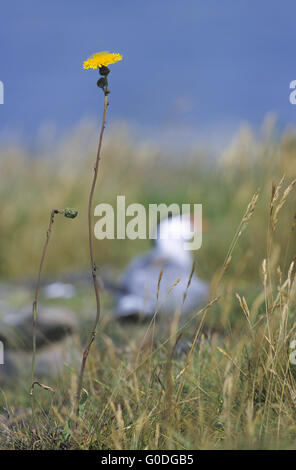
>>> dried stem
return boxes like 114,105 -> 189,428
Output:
31,209 -> 63,421
31,208 -> 77,409
75,94 -> 108,418
31,209 -> 63,385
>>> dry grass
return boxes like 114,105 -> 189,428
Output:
1,119 -> 296,448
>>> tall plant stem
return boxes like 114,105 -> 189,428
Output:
31,209 -> 62,385
75,94 -> 108,418
31,208 -> 62,422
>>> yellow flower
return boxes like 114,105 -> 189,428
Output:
83,51 -> 122,70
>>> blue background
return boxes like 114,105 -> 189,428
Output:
0,0 -> 295,146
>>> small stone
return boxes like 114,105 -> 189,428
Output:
1,306 -> 78,350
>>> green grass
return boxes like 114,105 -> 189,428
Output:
1,121 -> 296,449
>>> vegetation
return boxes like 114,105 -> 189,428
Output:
1,118 -> 296,449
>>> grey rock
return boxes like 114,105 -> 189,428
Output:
34,335 -> 80,377
44,282 -> 76,299
0,335 -> 80,382
0,353 -> 18,385
0,306 -> 77,351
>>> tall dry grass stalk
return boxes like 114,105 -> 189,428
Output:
211,189 -> 260,295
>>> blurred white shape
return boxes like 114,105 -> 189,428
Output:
115,214 -> 209,319
0,81 -> 3,105
0,341 -> 4,364
44,282 -> 76,299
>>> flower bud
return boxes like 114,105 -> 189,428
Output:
97,77 -> 107,89
99,65 -> 110,76
64,208 -> 78,219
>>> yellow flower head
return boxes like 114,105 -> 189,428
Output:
83,51 -> 122,70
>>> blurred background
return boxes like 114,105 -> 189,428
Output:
1,0 -> 296,146
2,2 -> 296,449
1,0 -> 296,343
